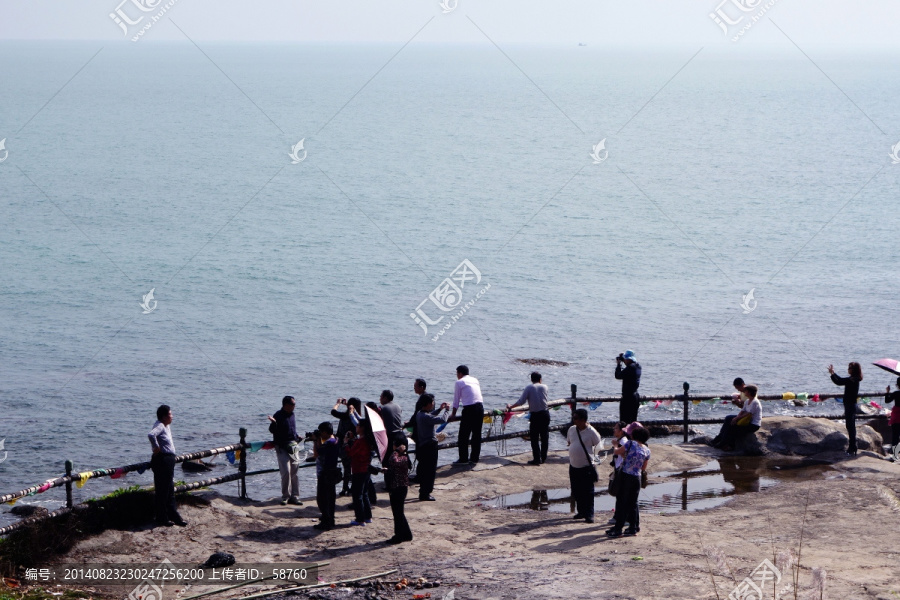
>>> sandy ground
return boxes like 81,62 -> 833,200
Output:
60,444 -> 900,600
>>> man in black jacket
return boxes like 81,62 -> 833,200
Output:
268,395 -> 302,505
615,350 -> 642,424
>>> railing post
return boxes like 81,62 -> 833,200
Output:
682,382 -> 690,443
64,460 -> 73,509
238,427 -> 248,500
570,384 -> 577,421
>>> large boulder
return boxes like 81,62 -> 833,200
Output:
735,416 -> 884,456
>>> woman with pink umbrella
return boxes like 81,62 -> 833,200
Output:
874,359 -> 900,458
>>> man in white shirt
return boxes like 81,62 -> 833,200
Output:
451,365 -> 484,465
148,404 -> 187,527
567,408 -> 602,523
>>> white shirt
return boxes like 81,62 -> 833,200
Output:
453,375 -> 484,409
613,435 -> 628,469
567,425 -> 602,468
745,397 -> 762,427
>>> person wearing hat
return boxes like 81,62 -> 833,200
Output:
615,350 -> 642,424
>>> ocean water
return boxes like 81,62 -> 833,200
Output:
1,42 -> 898,520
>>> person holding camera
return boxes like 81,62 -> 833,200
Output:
268,396 -> 302,506
615,350 -> 642,424
411,393 -> 450,501
332,397 -> 361,497
344,423 -> 373,526
829,362 -> 863,456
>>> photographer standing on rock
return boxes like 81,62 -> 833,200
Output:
615,350 -> 642,424
829,362 -> 863,456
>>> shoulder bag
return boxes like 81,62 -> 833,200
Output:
575,427 -> 600,483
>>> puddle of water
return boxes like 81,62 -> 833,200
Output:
483,457 -> 830,514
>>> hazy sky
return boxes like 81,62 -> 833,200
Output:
1,0 -> 899,47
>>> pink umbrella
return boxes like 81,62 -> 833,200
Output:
363,404 -> 389,462
873,358 -> 900,377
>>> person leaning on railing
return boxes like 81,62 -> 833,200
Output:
507,371 -> 550,466
148,404 -> 187,528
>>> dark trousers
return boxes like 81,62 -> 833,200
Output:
389,487 -> 412,541
891,424 -> 900,449
339,455 -> 351,493
417,441 -> 439,499
530,410 -> 550,463
713,416 -> 760,448
568,465 -> 595,519
619,393 -> 639,424
614,473 -> 641,532
458,404 -> 483,462
350,473 -> 372,522
151,452 -> 181,523
316,476 -> 337,526
844,408 -> 857,452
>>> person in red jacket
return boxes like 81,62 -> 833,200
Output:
344,423 -> 373,526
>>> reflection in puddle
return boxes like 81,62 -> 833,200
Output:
485,457 -> 830,514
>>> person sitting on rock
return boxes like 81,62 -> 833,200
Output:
710,378 -> 747,448
711,384 -> 761,451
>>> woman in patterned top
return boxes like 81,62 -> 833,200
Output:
607,426 -> 650,538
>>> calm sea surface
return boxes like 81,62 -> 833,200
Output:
1,42 -> 898,521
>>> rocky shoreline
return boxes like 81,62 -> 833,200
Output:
10,418 -> 900,600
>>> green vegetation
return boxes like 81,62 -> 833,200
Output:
0,588 -> 90,600
85,485 -> 143,503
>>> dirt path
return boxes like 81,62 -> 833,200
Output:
63,445 -> 900,599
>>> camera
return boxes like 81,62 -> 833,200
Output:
303,431 -> 319,442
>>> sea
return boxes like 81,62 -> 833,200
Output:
1,41 -> 898,524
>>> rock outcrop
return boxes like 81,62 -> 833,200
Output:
733,416 -> 884,456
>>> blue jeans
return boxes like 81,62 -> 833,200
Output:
350,473 -> 372,522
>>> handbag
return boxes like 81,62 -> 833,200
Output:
608,468 -> 623,496
574,427 -> 600,483
735,414 -> 752,427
